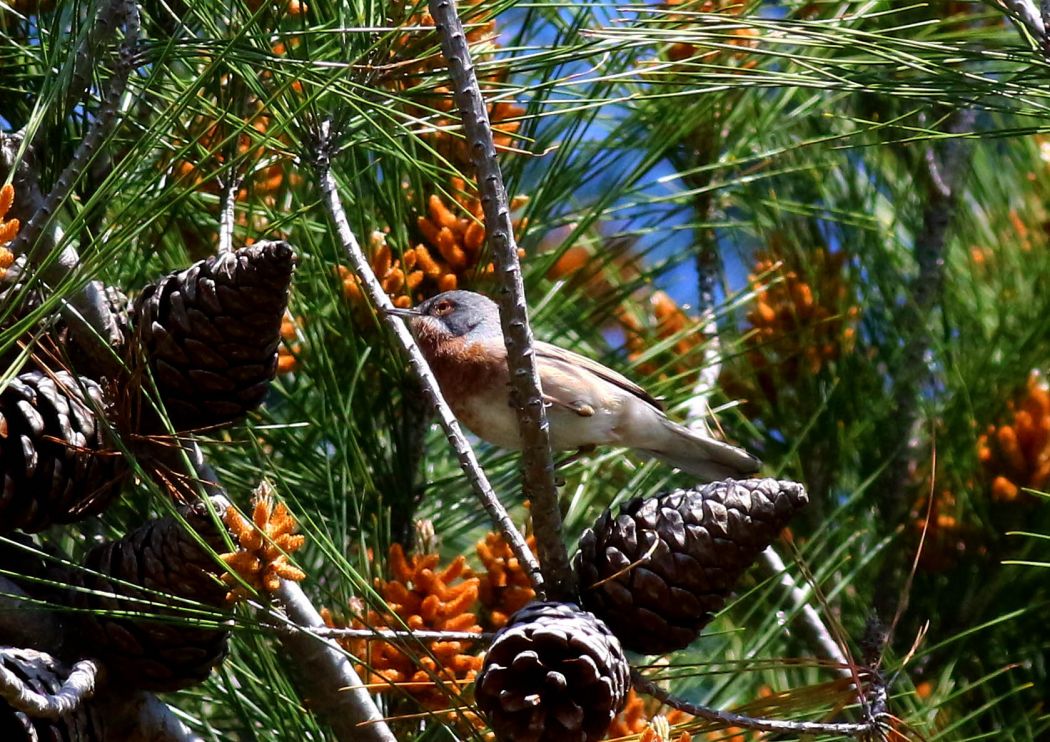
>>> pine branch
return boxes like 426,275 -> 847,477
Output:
71,1 -> 128,112
50,0 -> 128,133
162,444 -> 395,742
1,1 -> 140,370
312,128 -> 545,599
684,307 -> 719,433
756,546 -> 852,675
0,135 -> 87,322
1001,0 -> 1048,48
276,580 -> 398,742
428,0 -> 574,601
881,109 -> 976,516
686,127 -> 721,317
632,670 -> 883,737
0,650 -> 97,719
217,172 -> 242,255
9,0 -> 139,264
310,627 -> 494,643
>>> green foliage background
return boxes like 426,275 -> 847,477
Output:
3,0 -> 1050,738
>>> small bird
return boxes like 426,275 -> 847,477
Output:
388,290 -> 761,481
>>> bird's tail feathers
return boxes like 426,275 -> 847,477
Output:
643,420 -> 761,481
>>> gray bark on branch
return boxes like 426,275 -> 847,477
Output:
310,626 -> 493,643
632,669 -> 882,737
0,580 -> 202,741
276,580 -> 397,742
1,0 -> 140,375
881,109 -> 975,516
175,452 -> 396,742
1001,1 -> 1047,46
313,134 -> 545,600
428,0 -> 574,602
756,546 -> 852,675
0,649 -> 97,719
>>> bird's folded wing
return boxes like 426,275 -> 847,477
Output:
534,341 -> 664,412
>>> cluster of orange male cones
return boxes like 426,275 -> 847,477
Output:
380,0 -> 525,170
318,530 -> 723,740
172,95 -> 298,210
0,184 -> 19,280
320,532 -> 536,714
721,248 -> 859,408
221,492 -> 307,603
913,373 -> 1050,571
549,240 -> 861,389
977,373 -> 1050,503
339,182 -> 529,308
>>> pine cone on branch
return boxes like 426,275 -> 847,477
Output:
0,370 -> 124,533
132,240 -> 296,430
474,601 -> 630,742
574,478 -> 809,654
67,502 -> 232,691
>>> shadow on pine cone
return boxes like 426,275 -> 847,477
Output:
67,502 -> 231,691
0,370 -> 126,533
474,601 -> 630,742
574,478 -> 809,654
133,241 -> 296,431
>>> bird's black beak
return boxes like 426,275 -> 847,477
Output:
383,306 -> 422,319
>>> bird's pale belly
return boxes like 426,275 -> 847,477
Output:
452,388 -> 625,451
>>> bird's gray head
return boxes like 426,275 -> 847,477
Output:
405,290 -> 502,341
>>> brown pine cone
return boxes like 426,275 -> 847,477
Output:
132,240 -> 296,430
474,601 -> 630,742
67,502 -> 231,691
0,370 -> 125,533
574,478 -> 809,654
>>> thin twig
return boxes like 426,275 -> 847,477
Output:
165,444 -> 395,742
756,546 -> 852,676
312,128 -> 545,599
9,0 -> 138,264
632,670 -> 882,737
428,0 -> 573,601
1000,0 -> 1048,47
276,580 -> 398,742
310,627 -> 494,643
685,308 -> 720,434
881,109 -> 975,515
0,649 -> 97,719
3,1 -> 140,368
217,171 -> 242,255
